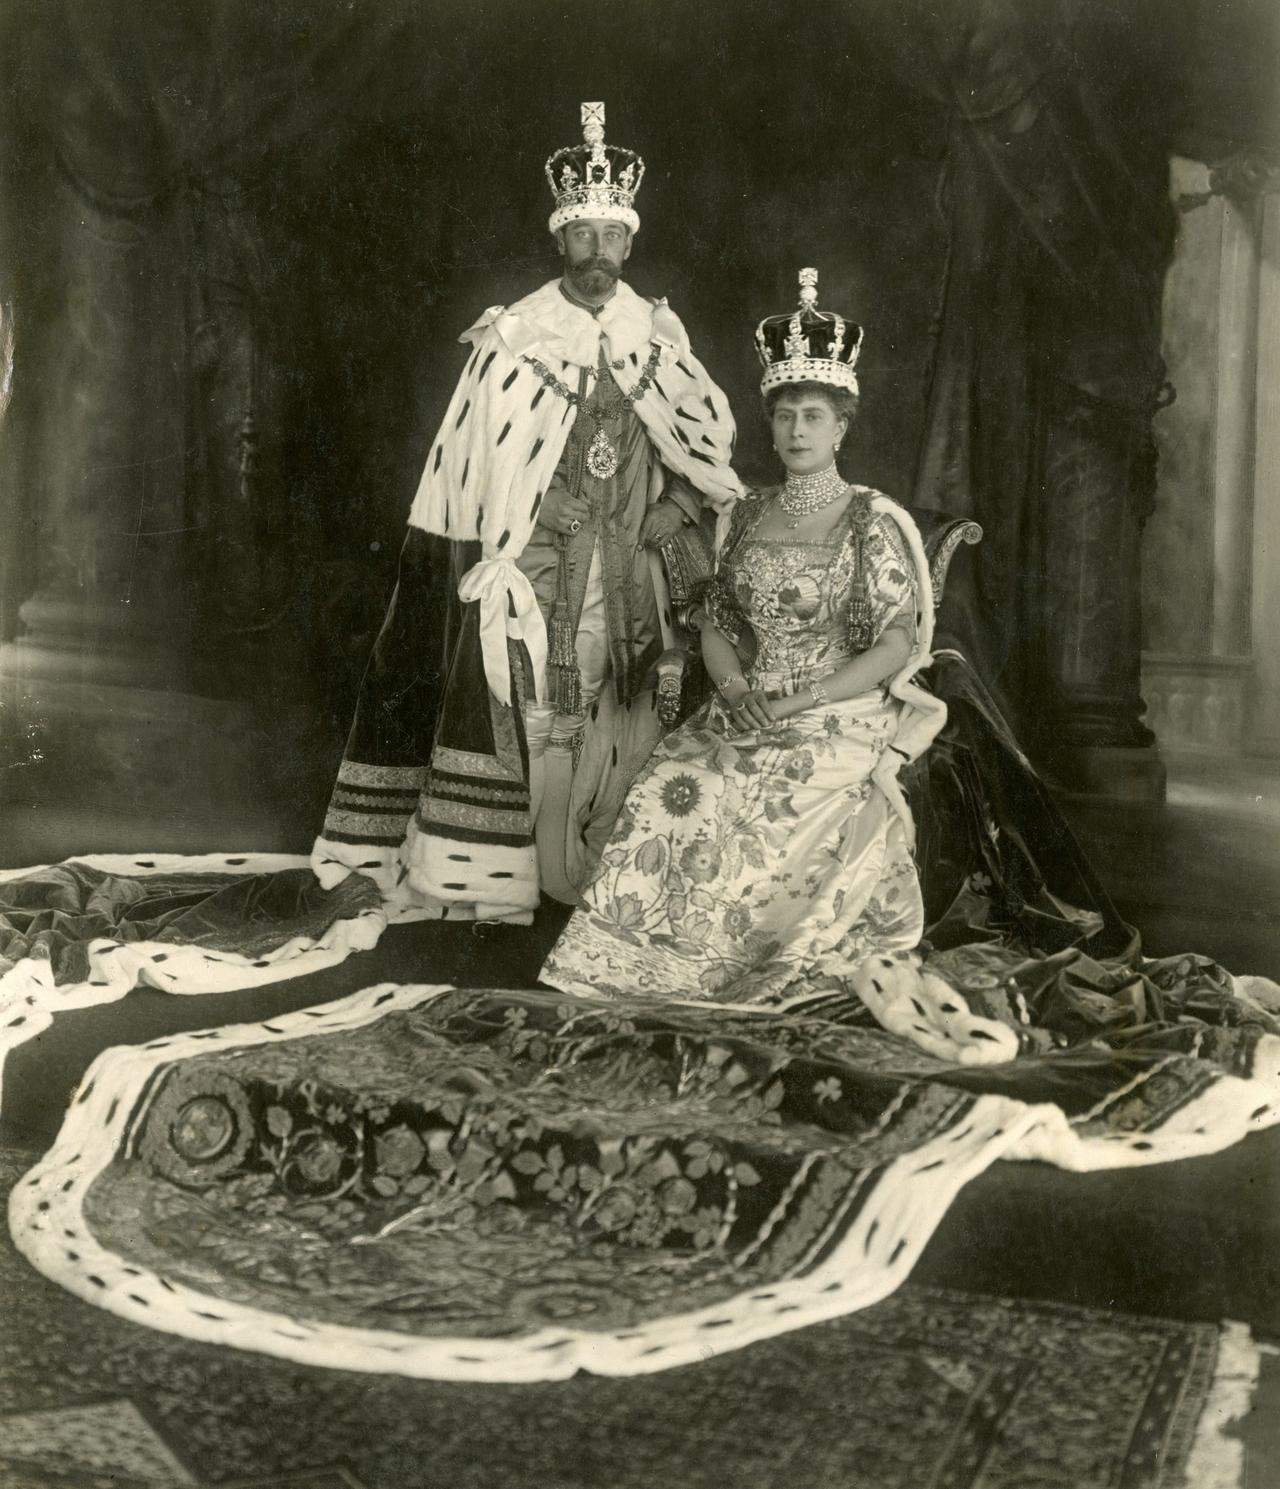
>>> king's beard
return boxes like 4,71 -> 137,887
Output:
565,256 -> 621,300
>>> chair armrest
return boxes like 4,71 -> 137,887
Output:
925,519 -> 983,607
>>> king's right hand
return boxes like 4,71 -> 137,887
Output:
539,486 -> 592,536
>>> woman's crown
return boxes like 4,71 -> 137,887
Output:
545,102 -> 645,235
755,268 -> 863,395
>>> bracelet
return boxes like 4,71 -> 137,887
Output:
716,673 -> 747,697
808,677 -> 830,707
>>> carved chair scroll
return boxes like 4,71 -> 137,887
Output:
905,507 -> 983,610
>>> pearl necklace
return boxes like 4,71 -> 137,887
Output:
779,464 -> 848,527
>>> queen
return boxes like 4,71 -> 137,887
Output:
541,270 -> 1010,1059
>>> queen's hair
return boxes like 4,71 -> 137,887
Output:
763,380 -> 859,423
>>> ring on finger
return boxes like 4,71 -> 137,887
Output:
568,518 -> 582,534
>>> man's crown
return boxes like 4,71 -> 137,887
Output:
755,268 -> 863,396
545,102 -> 644,235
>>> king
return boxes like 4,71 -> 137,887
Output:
312,102 -> 743,920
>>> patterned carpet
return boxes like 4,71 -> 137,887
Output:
0,1144 -> 1251,1489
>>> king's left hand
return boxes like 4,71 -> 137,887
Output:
640,501 -> 689,550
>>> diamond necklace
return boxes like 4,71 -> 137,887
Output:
779,463 -> 848,527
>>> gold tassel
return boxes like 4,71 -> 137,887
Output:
549,534 -> 582,716
847,492 -> 875,651
555,659 -> 582,716
549,611 -> 582,714
848,596 -> 873,653
549,610 -> 576,667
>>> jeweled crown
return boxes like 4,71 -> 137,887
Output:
545,102 -> 645,235
755,268 -> 863,396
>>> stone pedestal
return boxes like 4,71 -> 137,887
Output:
1141,653 -> 1251,755
1052,745 -> 1168,804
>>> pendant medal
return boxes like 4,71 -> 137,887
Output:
587,426 -> 619,480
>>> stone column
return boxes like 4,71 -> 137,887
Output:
185,175 -> 282,691
1040,380 -> 1167,800
1211,195 -> 1261,656
1141,155 -> 1279,762
1247,190 -> 1280,754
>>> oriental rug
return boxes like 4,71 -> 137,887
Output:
9,980 -> 1278,1386
0,1152 -> 1259,1489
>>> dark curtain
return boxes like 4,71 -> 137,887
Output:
0,0 -> 429,633
863,0 -> 1186,756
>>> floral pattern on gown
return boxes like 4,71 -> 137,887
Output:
541,489 -> 924,1006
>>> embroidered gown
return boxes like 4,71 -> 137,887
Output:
541,487 -> 926,1004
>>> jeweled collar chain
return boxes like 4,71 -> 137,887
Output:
521,341 -> 662,481
780,462 -> 848,516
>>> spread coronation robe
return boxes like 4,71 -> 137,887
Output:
311,280 -> 743,923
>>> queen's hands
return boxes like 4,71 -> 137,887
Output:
720,684 -> 809,733
722,684 -> 774,732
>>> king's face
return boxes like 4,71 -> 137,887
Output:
558,219 -> 632,274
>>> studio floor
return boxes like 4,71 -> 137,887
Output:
0,751 -> 1277,1487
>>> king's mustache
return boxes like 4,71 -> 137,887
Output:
570,256 -> 621,279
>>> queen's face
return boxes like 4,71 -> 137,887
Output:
770,394 -> 847,477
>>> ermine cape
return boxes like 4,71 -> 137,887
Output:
312,280 -> 744,921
